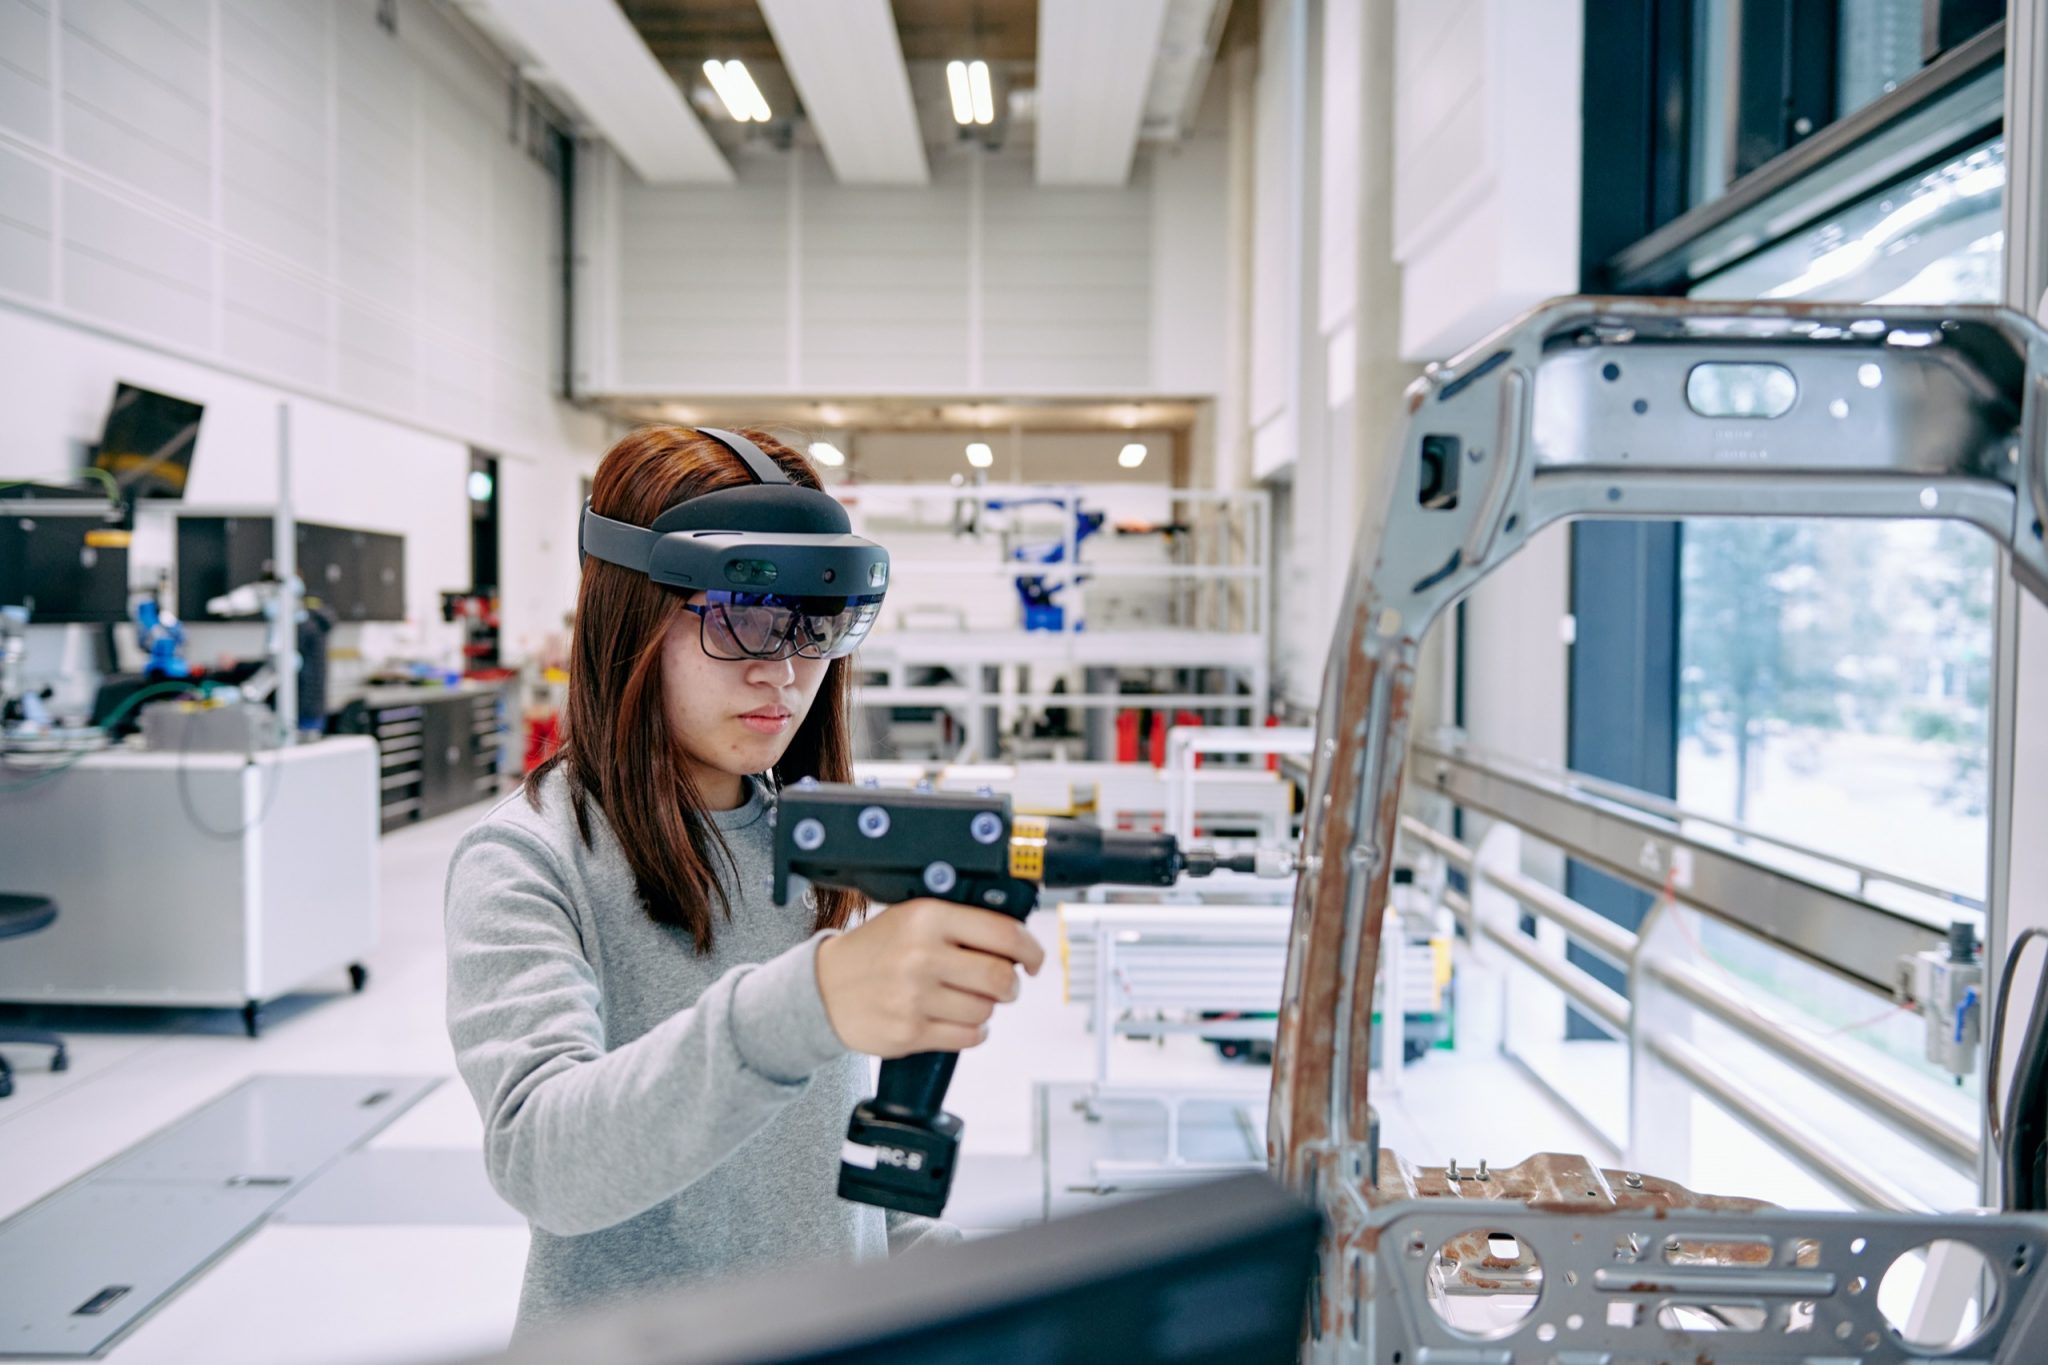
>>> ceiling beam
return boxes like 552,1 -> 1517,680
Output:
757,0 -> 929,185
1035,0 -> 1171,186
459,0 -> 733,184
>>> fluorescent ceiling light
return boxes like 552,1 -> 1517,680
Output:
704,59 -> 770,122
968,60 -> 995,125
965,441 -> 995,468
702,60 -> 741,117
946,61 -> 975,126
1118,443 -> 1148,469
809,441 -> 846,467
726,60 -> 772,122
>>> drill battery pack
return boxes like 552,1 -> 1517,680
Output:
837,1102 -> 963,1219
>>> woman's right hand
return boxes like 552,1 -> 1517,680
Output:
813,898 -> 1046,1057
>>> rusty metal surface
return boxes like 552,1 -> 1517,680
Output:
1372,1151 -> 1776,1218
1365,1201 -> 2048,1362
1267,294 -> 2048,1361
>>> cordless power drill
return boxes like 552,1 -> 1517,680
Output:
770,781 -> 1284,1218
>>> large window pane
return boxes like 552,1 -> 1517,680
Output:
1678,519 -> 1994,899
1692,137 -> 2004,304
1838,0 -> 1925,118
1679,137 -> 2002,904
1688,4 -> 1993,213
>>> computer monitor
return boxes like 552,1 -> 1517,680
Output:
468,1175 -> 1318,1365
93,383 -> 203,503
0,514 -> 130,624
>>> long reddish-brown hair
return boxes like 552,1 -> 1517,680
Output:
529,425 -> 863,951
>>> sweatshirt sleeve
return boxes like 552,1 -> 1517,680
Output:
444,823 -> 849,1237
885,1209 -> 962,1255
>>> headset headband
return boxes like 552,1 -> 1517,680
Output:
577,426 -> 890,598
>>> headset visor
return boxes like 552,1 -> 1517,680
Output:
680,590 -> 882,661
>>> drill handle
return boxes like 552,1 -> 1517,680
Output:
871,1051 -> 961,1123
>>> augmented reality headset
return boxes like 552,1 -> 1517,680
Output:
579,428 -> 890,599
578,428 -> 890,660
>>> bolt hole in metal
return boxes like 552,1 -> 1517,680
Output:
1685,361 -> 1798,419
1663,1236 -> 1770,1268
1425,1228 -> 1542,1341
1655,1302 -> 1774,1333
1879,1239 -> 1998,1353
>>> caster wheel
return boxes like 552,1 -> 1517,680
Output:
0,1074 -> 11,1100
241,1002 -> 263,1039
348,963 -> 369,993
50,1047 -> 67,1073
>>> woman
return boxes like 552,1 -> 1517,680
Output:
444,425 -> 1043,1335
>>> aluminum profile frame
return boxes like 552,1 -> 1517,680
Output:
1273,295 -> 2048,1360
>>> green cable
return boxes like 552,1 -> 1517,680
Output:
0,468 -> 121,502
0,679 -> 217,795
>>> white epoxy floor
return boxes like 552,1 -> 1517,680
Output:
0,797 -> 1594,1365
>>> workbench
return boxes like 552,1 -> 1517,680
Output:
0,736 -> 379,1034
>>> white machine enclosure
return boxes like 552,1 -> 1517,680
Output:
0,736 -> 379,1009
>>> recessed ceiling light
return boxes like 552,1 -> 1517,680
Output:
965,441 -> 994,468
809,442 -> 845,467
1118,443 -> 1148,469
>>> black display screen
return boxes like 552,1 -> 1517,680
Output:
93,382 -> 203,501
0,514 -> 130,623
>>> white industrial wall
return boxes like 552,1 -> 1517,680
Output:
1390,0 -> 1581,361
1218,0 -> 1571,758
1226,0 -> 1417,717
0,0 -> 604,664
579,116 -> 1229,400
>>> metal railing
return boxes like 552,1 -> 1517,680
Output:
1395,744 -> 1983,1215
1451,743 -> 1985,914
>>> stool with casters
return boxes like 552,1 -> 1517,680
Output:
0,894 -> 68,1098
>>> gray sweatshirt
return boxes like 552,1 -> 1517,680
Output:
443,769 -> 953,1335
